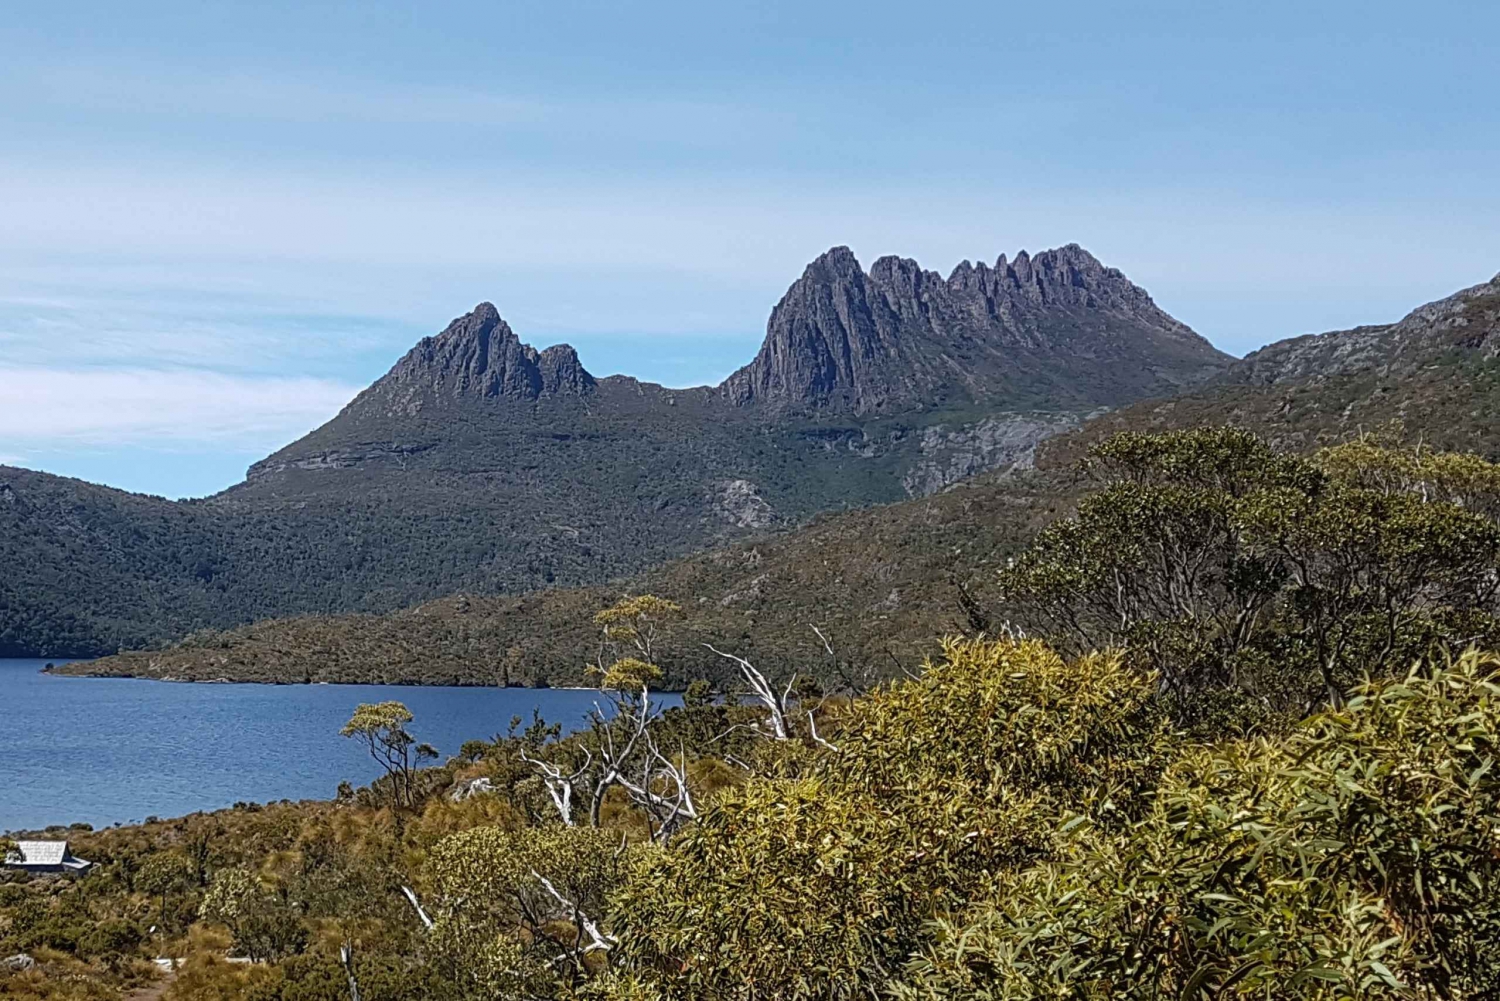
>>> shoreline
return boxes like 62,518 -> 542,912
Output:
35,663 -> 674,693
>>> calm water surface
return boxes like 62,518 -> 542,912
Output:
2,659 -> 634,833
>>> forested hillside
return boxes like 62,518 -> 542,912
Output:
2,245 -> 1224,658
58,468 -> 1067,687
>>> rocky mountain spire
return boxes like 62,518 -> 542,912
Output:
719,244 -> 1229,415
367,303 -> 595,408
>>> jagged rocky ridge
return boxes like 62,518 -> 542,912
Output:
721,244 -> 1222,413
249,244 -> 1224,482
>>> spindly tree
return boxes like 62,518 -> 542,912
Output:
525,595 -> 704,839
592,594 -> 682,688
341,701 -> 437,809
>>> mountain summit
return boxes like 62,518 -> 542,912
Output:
321,243 -> 1227,426
720,244 -> 1227,414
360,302 -> 595,412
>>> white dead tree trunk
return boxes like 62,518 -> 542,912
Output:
703,643 -> 792,740
339,941 -> 362,1001
521,749 -> 593,826
619,739 -> 698,838
400,885 -> 434,930
806,711 -> 840,752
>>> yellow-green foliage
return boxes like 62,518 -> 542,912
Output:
598,657 -> 663,692
423,826 -> 626,996
593,596 -> 683,635
897,650 -> 1500,999
607,638 -> 1173,1000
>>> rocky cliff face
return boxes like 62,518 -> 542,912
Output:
318,244 -> 1226,427
720,244 -> 1229,414
360,302 -> 595,414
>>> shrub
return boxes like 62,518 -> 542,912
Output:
607,638 -> 1173,1000
897,649 -> 1500,999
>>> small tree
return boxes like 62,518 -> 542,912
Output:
341,701 -> 436,809
592,594 -> 682,684
998,429 -> 1500,709
137,851 -> 196,935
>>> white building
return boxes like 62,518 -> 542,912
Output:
5,840 -> 93,876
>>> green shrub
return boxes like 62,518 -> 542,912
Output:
897,649 -> 1500,999
607,638 -> 1173,999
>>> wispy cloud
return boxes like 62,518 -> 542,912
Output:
8,61 -> 796,151
0,367 -> 358,447
0,284 -> 412,377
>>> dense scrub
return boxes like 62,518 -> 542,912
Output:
14,638 -> 1500,999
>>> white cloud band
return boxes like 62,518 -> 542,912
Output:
0,367 -> 357,447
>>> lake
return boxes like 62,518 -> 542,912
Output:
2,659 -> 639,833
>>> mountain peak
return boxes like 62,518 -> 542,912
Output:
365,303 -> 595,407
801,245 -> 865,285
719,244 -> 1229,414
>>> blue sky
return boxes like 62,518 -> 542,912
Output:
2,0 -> 1497,498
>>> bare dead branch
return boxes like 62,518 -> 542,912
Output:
400,885 -> 434,931
807,711 -> 840,752
521,748 -> 593,826
531,870 -> 614,954
703,643 -> 789,740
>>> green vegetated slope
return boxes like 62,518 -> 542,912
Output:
61,469 -> 1068,687
3,244 -> 1224,658
59,271 -> 1500,689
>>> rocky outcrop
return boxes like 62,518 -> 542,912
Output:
900,412 -> 1085,496
720,244 -> 1229,414
712,479 -> 776,530
1225,273 -> 1500,388
365,302 -> 596,410
247,443 -> 437,481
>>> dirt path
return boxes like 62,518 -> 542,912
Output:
125,969 -> 176,1001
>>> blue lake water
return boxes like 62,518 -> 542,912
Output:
2,659 -> 636,833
